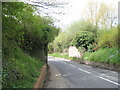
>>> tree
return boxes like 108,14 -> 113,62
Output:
85,1 -> 117,29
49,20 -> 98,53
86,1 -> 99,27
2,2 -> 59,62
72,31 -> 95,51
20,0 -> 68,15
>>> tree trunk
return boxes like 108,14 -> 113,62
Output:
44,43 -> 48,64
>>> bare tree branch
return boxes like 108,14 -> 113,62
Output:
21,0 -> 68,16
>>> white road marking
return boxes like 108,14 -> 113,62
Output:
63,74 -> 71,76
48,59 -> 55,61
64,62 -> 67,64
78,68 -> 119,86
61,62 -> 67,64
69,64 -> 76,67
78,68 -> 92,75
99,76 -> 120,86
48,59 -> 59,61
49,57 -> 119,86
55,74 -> 61,77
54,57 -> 70,61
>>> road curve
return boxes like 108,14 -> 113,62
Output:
47,56 -> 119,88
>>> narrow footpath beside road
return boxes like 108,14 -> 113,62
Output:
46,56 -> 120,88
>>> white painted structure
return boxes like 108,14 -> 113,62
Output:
68,46 -> 80,58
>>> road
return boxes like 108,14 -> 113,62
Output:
46,56 -> 120,88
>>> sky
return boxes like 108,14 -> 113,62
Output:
21,0 -> 119,30
49,0 -> 119,31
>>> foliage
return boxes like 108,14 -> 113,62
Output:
2,2 -> 59,88
68,21 -> 98,36
2,2 -> 59,52
2,47 -> 44,88
48,31 -> 71,53
22,15 -> 59,52
85,1 -> 117,29
48,1 -> 119,70
72,31 -> 95,50
83,47 -> 119,65
48,20 -> 97,53
48,19 -> 119,67
97,27 -> 118,48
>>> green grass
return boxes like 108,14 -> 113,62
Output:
49,53 -> 79,60
49,47 -> 120,66
83,47 -> 119,65
2,47 -> 44,88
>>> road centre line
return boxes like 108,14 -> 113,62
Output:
60,60 -> 119,86
64,62 -> 67,64
61,62 -> 67,64
63,74 -> 71,76
78,68 -> 120,86
78,68 -> 92,75
69,64 -> 76,67
99,76 -> 120,86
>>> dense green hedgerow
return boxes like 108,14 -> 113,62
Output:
2,47 -> 44,88
2,2 -> 59,88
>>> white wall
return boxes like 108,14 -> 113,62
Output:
68,46 -> 80,58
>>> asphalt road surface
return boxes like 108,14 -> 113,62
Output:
46,56 -> 120,88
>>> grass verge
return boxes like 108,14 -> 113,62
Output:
49,53 -> 79,60
49,47 -> 119,66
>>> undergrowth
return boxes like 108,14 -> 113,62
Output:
2,47 -> 44,88
83,47 -> 119,65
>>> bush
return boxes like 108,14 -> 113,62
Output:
2,2 -> 59,88
49,20 -> 98,53
72,31 -> 95,51
83,47 -> 119,65
97,27 -> 118,48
